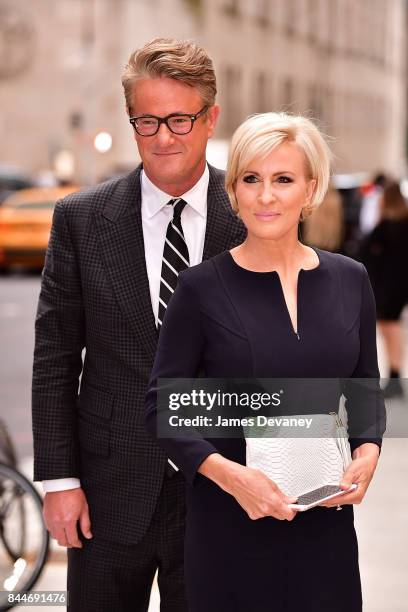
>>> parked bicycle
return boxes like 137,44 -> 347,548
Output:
0,420 -> 49,611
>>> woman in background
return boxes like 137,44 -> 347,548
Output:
360,180 -> 408,397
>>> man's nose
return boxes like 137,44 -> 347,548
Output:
155,122 -> 175,146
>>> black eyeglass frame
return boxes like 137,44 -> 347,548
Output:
129,105 -> 209,136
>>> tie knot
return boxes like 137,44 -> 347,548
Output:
168,198 -> 187,223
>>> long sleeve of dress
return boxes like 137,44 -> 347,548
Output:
344,264 -> 386,453
145,273 -> 218,484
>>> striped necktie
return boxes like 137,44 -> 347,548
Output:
158,198 -> 189,330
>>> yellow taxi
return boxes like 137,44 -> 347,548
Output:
0,186 -> 79,270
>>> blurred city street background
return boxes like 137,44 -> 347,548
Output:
1,0 -> 408,610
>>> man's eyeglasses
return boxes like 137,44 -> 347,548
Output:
129,105 -> 209,136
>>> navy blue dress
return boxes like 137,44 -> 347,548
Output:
145,248 -> 385,612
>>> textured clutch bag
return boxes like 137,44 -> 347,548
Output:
245,411 -> 352,498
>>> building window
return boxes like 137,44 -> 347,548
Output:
284,0 -> 297,35
222,65 -> 243,134
247,0 -> 270,27
282,78 -> 294,110
344,0 -> 358,58
381,0 -> 388,66
308,83 -> 322,121
254,71 -> 270,112
306,0 -> 319,42
327,0 -> 338,53
222,0 -> 240,17
325,88 -> 334,128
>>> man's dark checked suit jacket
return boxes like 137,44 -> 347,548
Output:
32,163 -> 246,545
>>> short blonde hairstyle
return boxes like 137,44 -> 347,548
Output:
226,112 -> 332,219
122,38 -> 217,111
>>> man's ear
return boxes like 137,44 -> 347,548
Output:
126,105 -> 137,142
207,104 -> 220,138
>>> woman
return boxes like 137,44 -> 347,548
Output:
145,113 -> 385,612
359,180 -> 408,398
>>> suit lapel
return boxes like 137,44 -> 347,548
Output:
95,166 -> 158,361
94,164 -> 242,362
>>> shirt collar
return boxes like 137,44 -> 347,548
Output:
141,164 -> 209,219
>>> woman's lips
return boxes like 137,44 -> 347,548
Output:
254,212 -> 281,220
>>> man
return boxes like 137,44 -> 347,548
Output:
32,38 -> 245,611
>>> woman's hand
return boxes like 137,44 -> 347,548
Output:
199,453 -> 298,521
320,442 -> 380,508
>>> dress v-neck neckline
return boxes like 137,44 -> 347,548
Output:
225,248 -> 323,340
277,271 -> 302,338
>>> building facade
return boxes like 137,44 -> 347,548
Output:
0,0 -> 406,183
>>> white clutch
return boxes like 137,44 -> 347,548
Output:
245,411 -> 352,498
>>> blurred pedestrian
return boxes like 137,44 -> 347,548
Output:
31,38 -> 245,611
302,184 -> 344,252
359,172 -> 387,236
359,181 -> 408,397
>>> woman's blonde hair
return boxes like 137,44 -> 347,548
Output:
226,112 -> 332,219
122,38 -> 217,111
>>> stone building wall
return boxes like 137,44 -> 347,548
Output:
0,0 -> 406,182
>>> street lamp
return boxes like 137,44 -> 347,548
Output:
94,132 -> 112,154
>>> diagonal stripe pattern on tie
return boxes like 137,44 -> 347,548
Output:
158,198 -> 189,330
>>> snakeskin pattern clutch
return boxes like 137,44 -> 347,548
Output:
245,412 -> 352,498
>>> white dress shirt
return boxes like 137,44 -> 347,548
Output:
43,165 -> 209,493
141,165 -> 208,326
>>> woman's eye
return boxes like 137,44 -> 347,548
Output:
276,176 -> 293,183
242,174 -> 258,183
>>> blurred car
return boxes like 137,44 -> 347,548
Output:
0,186 -> 79,271
0,164 -> 35,204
